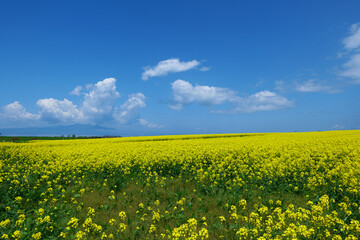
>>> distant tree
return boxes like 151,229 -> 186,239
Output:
72,134 -> 76,138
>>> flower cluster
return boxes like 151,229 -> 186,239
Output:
0,130 -> 359,239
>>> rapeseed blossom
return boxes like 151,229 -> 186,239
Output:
0,130 -> 359,239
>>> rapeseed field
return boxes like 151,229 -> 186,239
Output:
0,130 -> 359,239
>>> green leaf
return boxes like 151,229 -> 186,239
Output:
165,224 -> 172,234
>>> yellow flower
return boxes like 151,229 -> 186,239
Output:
239,199 -> 247,209
149,224 -> 156,233
1,234 -> 9,239
118,223 -> 127,232
152,211 -> 161,222
199,228 -> 209,239
236,227 -> 248,237
38,208 -> 44,216
11,231 -> 21,240
75,231 -> 86,240
43,215 -> 51,223
119,211 -> 127,221
58,232 -> 67,238
0,219 -> 10,228
31,232 -> 42,240
109,218 -> 116,226
87,207 -> 95,217
67,217 -> 79,228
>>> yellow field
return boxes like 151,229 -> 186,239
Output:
0,130 -> 360,239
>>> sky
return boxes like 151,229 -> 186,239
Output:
0,0 -> 360,136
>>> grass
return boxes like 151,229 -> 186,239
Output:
66,177 -> 311,239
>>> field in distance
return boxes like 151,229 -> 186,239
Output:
0,130 -> 359,239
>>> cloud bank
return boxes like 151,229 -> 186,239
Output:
142,58 -> 200,80
0,78 -> 158,128
170,80 -> 293,113
1,101 -> 39,121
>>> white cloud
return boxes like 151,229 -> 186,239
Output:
36,78 -> 121,124
339,54 -> 360,83
170,79 -> 237,110
343,23 -> 360,50
70,86 -> 83,95
295,79 -> 339,93
169,103 -> 184,111
1,78 -> 159,128
274,79 -> 340,93
1,101 -> 39,120
114,93 -> 146,124
339,24 -> 360,84
139,118 -> 163,128
170,79 -> 293,113
229,90 -> 294,113
37,98 -> 85,124
200,67 -> 210,72
82,78 -> 120,122
142,58 -> 200,80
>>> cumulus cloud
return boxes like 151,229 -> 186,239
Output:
343,23 -> 360,50
82,78 -> 120,122
294,79 -> 339,93
170,79 -> 237,110
35,78 -> 120,124
114,93 -> 146,124
170,79 -> 293,113
228,90 -> 294,113
70,86 -> 82,95
0,78 -> 159,128
339,54 -> 360,83
1,101 -> 39,120
36,98 -> 85,124
142,58 -> 200,80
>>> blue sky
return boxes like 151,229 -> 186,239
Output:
1,1 -> 360,136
